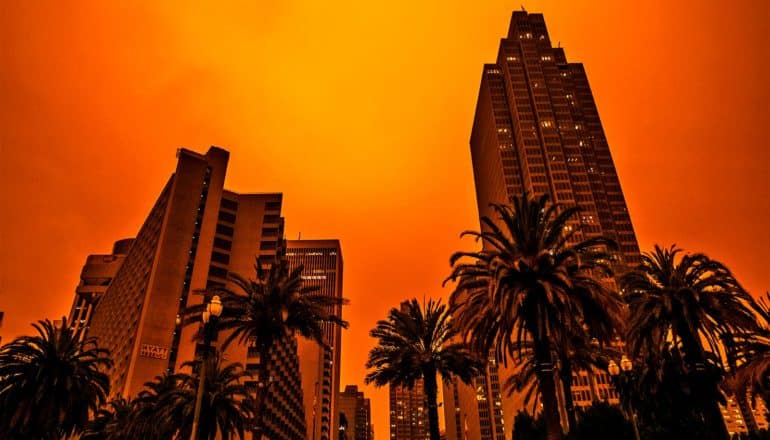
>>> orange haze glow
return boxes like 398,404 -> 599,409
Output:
1,1 -> 769,437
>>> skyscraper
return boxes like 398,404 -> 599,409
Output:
444,10 -> 641,440
468,10 -> 639,265
339,385 -> 373,440
68,239 -> 133,339
287,239 -> 344,440
390,380 -> 429,440
85,147 -> 305,439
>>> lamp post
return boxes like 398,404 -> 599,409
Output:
190,295 -> 223,440
609,355 -> 640,440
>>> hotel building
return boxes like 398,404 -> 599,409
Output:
84,147 -> 305,439
68,239 -> 133,339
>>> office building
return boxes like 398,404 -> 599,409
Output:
85,146 -> 305,439
287,239 -> 344,440
445,10 -> 641,439
339,385 -> 373,440
390,380 -> 429,440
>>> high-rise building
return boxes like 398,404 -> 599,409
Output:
287,239 -> 344,440
390,380 -> 429,440
85,147 -> 305,439
68,239 -> 133,339
445,10 -> 641,440
339,385 -> 373,440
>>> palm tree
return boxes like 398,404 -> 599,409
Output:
503,335 -> 621,432
184,258 -> 348,435
167,354 -> 256,440
131,373 -> 187,438
445,193 -> 624,440
556,333 -> 621,431
627,343 -> 716,439
730,293 -> 770,418
80,396 -> 136,440
365,298 -> 483,440
621,245 -> 759,439
0,317 -> 112,439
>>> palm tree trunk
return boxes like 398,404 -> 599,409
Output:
559,357 -> 577,432
254,344 -> 272,439
535,340 -> 563,440
680,329 -> 728,440
703,400 -> 729,440
423,366 -> 441,440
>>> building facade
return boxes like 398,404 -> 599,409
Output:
85,147 -> 305,439
722,395 -> 769,437
444,10 -> 640,440
68,239 -> 133,339
390,380 -> 429,440
287,239 -> 344,440
339,385 -> 373,440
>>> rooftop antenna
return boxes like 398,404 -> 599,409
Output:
558,41 -> 561,48
298,232 -> 301,240
521,5 -> 526,12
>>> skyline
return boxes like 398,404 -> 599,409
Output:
2,2 -> 769,438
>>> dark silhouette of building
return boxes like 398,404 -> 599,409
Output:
339,385 -> 372,440
288,239 -> 344,440
84,147 -> 305,439
444,10 -> 641,440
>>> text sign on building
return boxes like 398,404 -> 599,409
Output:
140,343 -> 169,360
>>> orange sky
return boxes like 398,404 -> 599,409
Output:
1,1 -> 769,437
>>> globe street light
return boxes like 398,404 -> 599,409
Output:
609,356 -> 640,440
190,295 -> 223,440
620,355 -> 633,373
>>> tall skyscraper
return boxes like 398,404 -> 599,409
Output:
390,380 -> 429,440
68,239 -> 133,339
444,10 -> 641,440
287,239 -> 344,440
85,147 -> 305,439
339,385 -> 373,440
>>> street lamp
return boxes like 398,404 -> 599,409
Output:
190,295 -> 223,440
609,356 -> 640,440
620,355 -> 632,373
